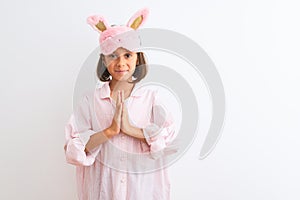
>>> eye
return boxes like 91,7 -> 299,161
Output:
108,53 -> 117,59
124,53 -> 132,58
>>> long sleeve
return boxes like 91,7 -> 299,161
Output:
142,91 -> 178,159
64,95 -> 101,166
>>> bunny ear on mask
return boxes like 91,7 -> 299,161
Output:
127,8 -> 149,30
87,15 -> 110,33
86,8 -> 149,55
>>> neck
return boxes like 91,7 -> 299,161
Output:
109,79 -> 135,93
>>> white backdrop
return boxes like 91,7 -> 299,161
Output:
0,0 -> 300,199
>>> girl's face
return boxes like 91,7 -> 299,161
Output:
103,47 -> 138,82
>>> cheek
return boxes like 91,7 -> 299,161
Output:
106,65 -> 115,74
129,63 -> 137,71
105,59 -> 115,68
131,57 -> 138,67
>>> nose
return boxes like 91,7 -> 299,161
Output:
117,56 -> 126,67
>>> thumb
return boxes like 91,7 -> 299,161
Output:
121,102 -> 125,117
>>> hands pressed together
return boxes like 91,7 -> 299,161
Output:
83,90 -> 147,153
106,90 -> 140,139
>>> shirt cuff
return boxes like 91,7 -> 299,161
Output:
142,124 -> 168,153
78,130 -> 96,146
142,124 -> 160,145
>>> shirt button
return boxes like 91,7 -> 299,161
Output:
121,178 -> 126,183
120,156 -> 126,161
121,135 -> 126,139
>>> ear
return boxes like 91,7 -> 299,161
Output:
87,15 -> 110,33
127,8 -> 149,30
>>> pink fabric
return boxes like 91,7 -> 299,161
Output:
64,82 -> 177,200
86,8 -> 149,55
86,15 -> 110,34
126,8 -> 149,28
99,30 -> 141,55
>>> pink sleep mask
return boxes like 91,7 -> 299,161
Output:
87,8 -> 149,55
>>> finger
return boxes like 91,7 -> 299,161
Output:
121,90 -> 124,103
116,90 -> 120,105
122,100 -> 126,111
122,102 -> 127,117
119,101 -> 123,114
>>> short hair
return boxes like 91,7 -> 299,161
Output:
96,52 -> 148,83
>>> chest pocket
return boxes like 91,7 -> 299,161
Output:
95,113 -> 113,130
127,100 -> 152,127
92,99 -> 115,130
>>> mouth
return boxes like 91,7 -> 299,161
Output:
115,70 -> 129,73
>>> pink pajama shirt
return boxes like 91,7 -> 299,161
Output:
64,82 -> 177,200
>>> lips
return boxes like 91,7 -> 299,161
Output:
115,70 -> 128,73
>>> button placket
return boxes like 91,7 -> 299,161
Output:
120,155 -> 126,161
120,177 -> 126,183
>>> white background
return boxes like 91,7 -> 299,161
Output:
0,0 -> 300,199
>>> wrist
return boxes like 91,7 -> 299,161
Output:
122,124 -> 133,135
104,127 -> 118,138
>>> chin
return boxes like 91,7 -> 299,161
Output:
114,76 -> 130,82
114,73 -> 133,81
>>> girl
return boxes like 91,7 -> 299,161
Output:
64,8 -> 177,200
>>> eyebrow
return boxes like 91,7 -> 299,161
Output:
112,51 -> 132,55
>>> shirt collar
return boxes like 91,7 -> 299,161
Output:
99,82 -> 144,99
